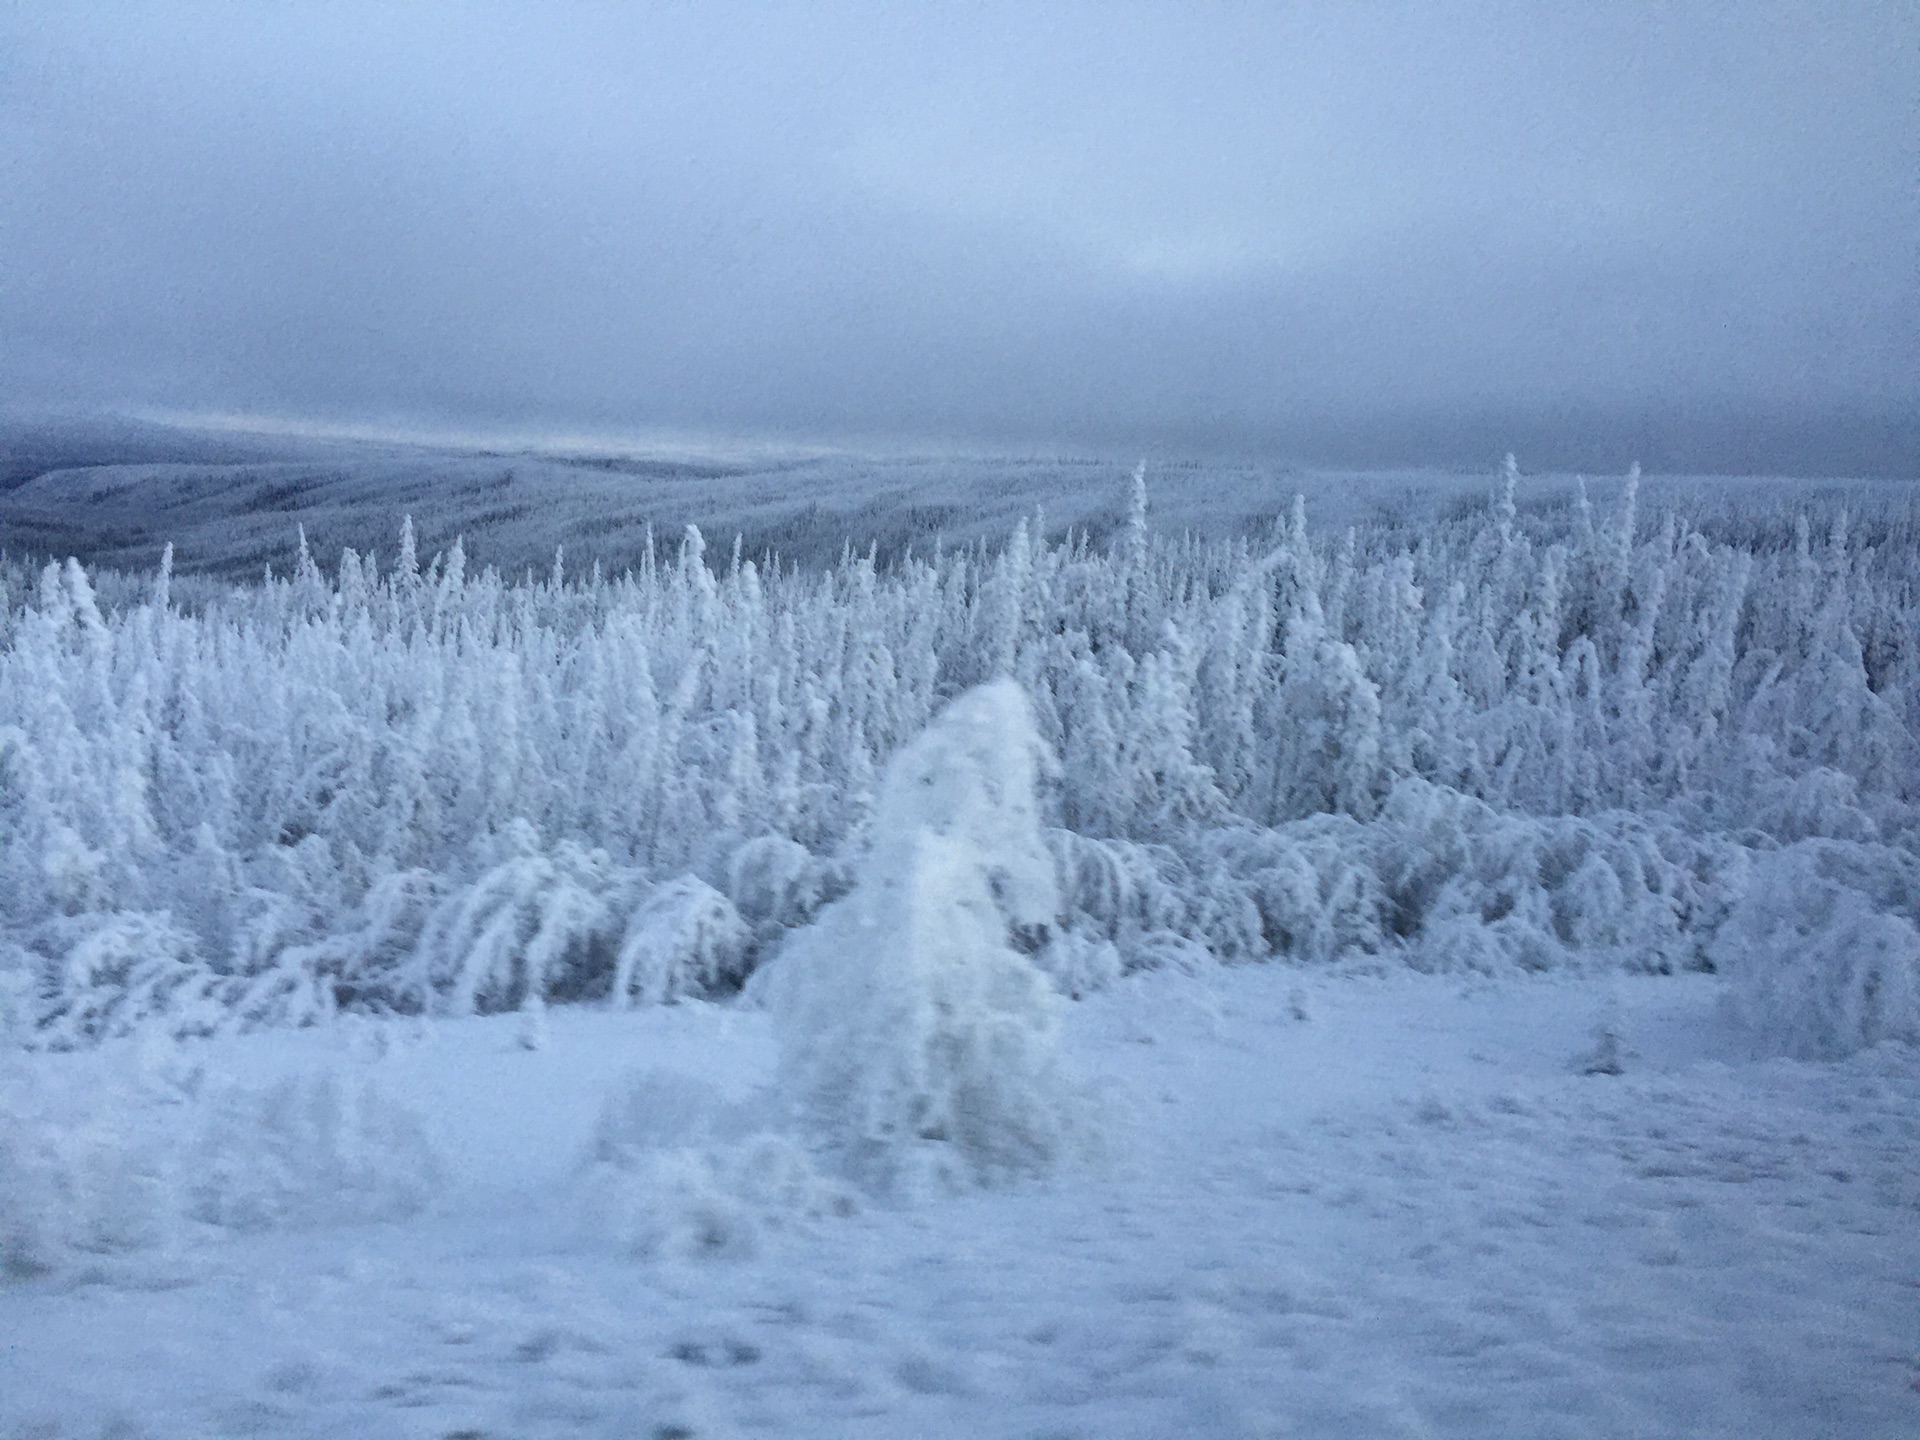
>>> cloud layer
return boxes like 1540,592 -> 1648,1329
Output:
4,3 -> 1914,471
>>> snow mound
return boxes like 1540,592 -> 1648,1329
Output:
773,680 -> 1091,1193
585,1132 -> 855,1263
0,1068 -> 173,1279
581,1069 -> 852,1261
186,1070 -> 443,1231
2,1055 -> 441,1278
1714,839 -> 1920,1059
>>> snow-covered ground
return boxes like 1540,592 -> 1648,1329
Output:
5,966 -> 1916,1439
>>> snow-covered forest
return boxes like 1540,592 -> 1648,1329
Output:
4,466 -> 1916,1052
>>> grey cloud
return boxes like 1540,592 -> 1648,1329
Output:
2,3 -> 1913,472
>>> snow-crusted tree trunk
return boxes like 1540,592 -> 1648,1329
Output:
771,680 -> 1084,1194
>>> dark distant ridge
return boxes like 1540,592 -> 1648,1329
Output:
0,413 -> 313,493
2,410 -> 1913,583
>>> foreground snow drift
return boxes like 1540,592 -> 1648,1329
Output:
1,1049 -> 440,1281
2,968 -> 1916,1439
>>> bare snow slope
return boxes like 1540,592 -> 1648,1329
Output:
4,967 -> 1916,1439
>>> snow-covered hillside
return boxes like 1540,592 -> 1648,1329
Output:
3,462 -> 1917,1436
4,415 -> 1912,579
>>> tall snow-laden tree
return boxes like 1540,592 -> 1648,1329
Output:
771,681 -> 1082,1193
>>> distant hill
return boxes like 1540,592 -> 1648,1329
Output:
1,412 -> 1911,580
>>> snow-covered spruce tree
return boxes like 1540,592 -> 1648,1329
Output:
771,680 -> 1086,1194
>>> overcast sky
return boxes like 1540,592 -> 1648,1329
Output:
3,3 -> 1914,471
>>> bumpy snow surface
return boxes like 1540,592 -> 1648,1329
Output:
3,971 -> 1916,1439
